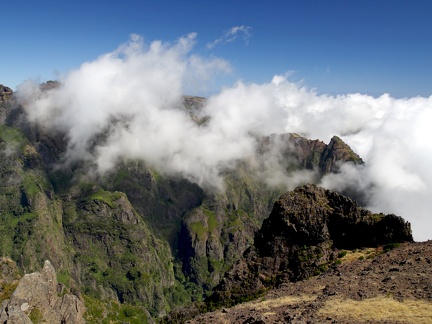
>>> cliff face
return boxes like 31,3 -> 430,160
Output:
62,187 -> 175,315
206,184 -> 412,308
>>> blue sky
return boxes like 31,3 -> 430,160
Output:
2,0 -> 432,97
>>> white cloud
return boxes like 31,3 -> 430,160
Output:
17,34 -> 432,242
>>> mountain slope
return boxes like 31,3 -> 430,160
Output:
186,240 -> 432,323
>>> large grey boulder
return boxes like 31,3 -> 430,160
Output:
0,260 -> 85,323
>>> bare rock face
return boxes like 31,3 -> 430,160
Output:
0,260 -> 85,323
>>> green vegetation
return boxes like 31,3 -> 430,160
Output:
0,282 -> 18,303
338,250 -> 348,258
28,307 -> 44,324
384,243 -> 401,253
89,189 -> 123,208
57,269 -> 71,288
204,209 -> 217,232
164,281 -> 192,309
62,190 -> 175,316
189,221 -> 206,238
2,110 -> 398,324
0,125 -> 27,151
83,295 -> 149,324
189,208 -> 218,238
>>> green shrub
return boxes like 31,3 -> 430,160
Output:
384,243 -> 401,253
338,250 -> 347,258
29,307 -> 44,324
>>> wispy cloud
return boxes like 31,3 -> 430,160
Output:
207,25 -> 252,49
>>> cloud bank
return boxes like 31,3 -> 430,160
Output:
17,34 -> 432,241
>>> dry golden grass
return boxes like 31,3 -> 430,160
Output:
340,247 -> 378,263
318,296 -> 432,324
236,294 -> 316,310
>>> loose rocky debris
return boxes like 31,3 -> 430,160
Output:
187,240 -> 432,323
0,260 -> 85,323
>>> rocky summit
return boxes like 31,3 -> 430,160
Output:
206,184 -> 413,308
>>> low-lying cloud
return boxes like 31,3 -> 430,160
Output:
17,34 -> 432,241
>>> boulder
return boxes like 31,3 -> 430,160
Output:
0,260 -> 85,323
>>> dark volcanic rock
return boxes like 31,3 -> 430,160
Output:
258,133 -> 364,175
319,135 -> 363,173
255,184 -> 412,252
206,184 -> 413,308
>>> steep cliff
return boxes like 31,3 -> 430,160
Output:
62,186 -> 175,315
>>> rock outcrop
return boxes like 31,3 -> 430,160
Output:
206,184 -> 413,308
258,133 -> 364,175
0,260 -> 85,323
0,85 -> 13,103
